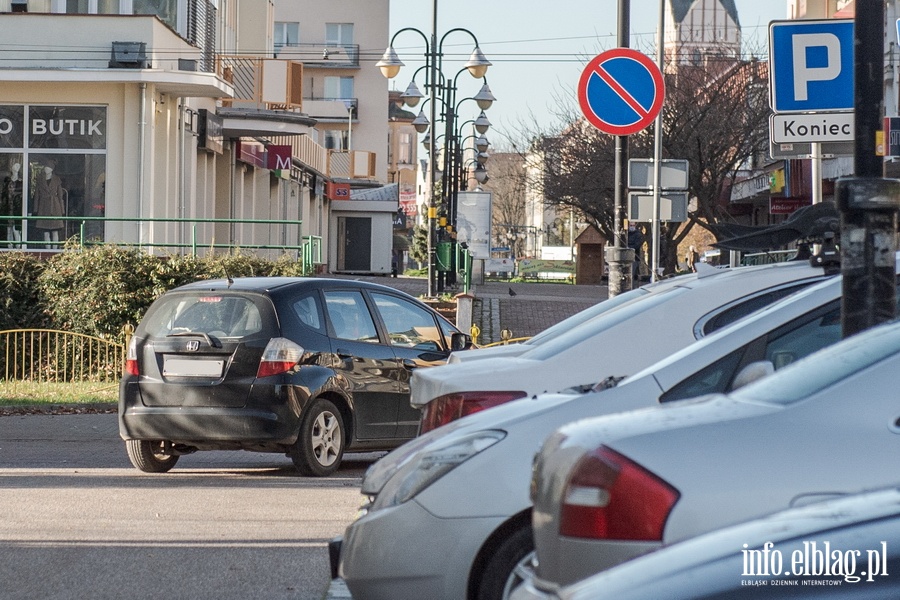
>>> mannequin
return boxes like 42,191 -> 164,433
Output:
33,165 -> 65,246
1,162 -> 22,244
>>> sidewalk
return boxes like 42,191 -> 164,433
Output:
327,275 -> 608,344
469,280 -> 607,343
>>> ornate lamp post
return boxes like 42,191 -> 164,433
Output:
377,8 -> 492,296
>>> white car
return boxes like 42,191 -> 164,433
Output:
526,316 -> 900,593
512,486 -> 900,600
336,267 -> 871,600
447,286 -> 652,363
412,261 -> 829,433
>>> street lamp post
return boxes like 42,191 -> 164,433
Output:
377,5 -> 491,297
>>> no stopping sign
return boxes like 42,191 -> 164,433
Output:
578,48 -> 665,136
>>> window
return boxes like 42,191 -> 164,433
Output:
0,105 -> 107,250
63,0 -> 122,13
662,303 -> 845,403
698,281 -> 822,337
133,0 -> 177,29
398,132 -> 413,164
733,322 -> 900,407
371,293 -> 444,351
324,76 -> 354,101
324,291 -> 379,343
325,23 -> 353,46
144,295 -> 263,339
324,130 -> 348,151
275,22 -> 299,49
660,348 -> 746,402
292,295 -> 324,333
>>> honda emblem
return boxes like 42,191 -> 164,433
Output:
186,340 -> 200,352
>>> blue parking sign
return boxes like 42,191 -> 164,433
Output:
769,19 -> 854,113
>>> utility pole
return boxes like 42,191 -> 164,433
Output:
836,0 -> 900,337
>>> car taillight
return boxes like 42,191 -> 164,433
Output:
559,445 -> 679,541
124,337 -> 139,376
256,338 -> 304,378
419,390 -> 527,433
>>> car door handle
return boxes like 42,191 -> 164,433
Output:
336,349 -> 354,360
401,359 -> 418,370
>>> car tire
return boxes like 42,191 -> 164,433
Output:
290,398 -> 344,477
125,439 -> 178,473
477,526 -> 534,600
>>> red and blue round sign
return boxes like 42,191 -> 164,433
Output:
578,48 -> 665,136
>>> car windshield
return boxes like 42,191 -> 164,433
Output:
525,286 -> 651,346
522,287 -> 687,361
731,319 -> 900,406
142,293 -> 263,339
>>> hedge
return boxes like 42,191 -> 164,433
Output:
0,245 -> 312,342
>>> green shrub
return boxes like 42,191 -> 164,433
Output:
33,247 -> 314,342
3,246 -> 312,342
0,252 -> 49,330
39,244 -> 158,340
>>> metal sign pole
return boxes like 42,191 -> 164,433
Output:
837,0 -> 900,338
608,0 -> 634,297
650,0 -> 665,282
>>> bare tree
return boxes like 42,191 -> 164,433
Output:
481,152 -> 529,257
505,51 -> 770,274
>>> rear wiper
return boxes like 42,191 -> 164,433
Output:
591,375 -> 627,392
167,331 -> 220,348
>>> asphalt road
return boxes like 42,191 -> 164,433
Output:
0,413 -> 379,600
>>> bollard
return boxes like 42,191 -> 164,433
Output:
605,246 -> 635,297
454,293 -> 474,335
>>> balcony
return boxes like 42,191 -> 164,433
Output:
302,97 -> 358,122
218,56 -> 303,111
329,150 -> 376,180
274,43 -> 360,68
0,13 -> 230,98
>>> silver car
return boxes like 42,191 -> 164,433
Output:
336,266 -> 870,600
412,261 -> 829,433
513,486 -> 900,599
527,316 -> 900,592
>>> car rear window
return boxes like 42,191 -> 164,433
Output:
142,294 -> 264,339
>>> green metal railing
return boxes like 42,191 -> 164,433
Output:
0,215 -> 324,274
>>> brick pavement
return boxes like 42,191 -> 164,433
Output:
326,275 -> 608,345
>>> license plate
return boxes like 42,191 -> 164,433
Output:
163,358 -> 224,378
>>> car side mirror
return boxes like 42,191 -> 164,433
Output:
731,360 -> 775,391
450,332 -> 473,351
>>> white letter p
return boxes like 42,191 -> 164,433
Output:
792,33 -> 842,101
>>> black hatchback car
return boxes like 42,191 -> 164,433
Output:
119,277 -> 470,476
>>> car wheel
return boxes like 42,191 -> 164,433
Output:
290,398 -> 344,477
477,526 -> 534,600
125,439 -> 178,473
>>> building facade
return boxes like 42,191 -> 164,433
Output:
0,0 -> 396,276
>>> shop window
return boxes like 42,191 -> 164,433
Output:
0,104 -> 106,250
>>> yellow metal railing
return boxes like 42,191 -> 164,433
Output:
480,337 -> 531,348
469,324 -> 531,347
0,329 -> 127,383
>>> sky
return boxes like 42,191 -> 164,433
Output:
386,0 -> 790,146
